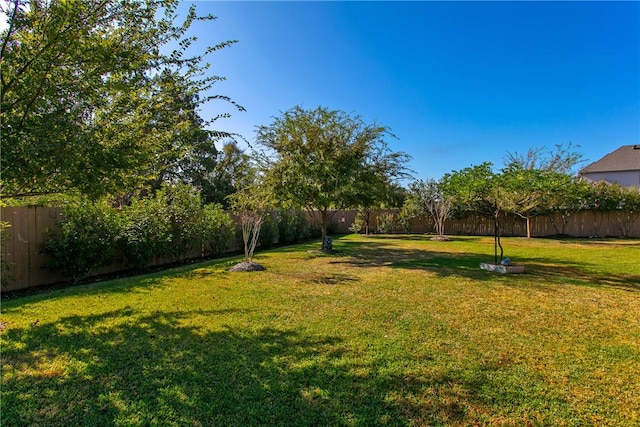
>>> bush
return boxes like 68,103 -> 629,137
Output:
376,213 -> 394,234
258,212 -> 279,250
158,183 -> 206,261
278,210 -> 308,244
1,220 -> 12,289
376,212 -> 409,234
118,195 -> 171,269
119,186 -> 234,266
349,211 -> 366,234
396,210 -> 411,233
201,203 -> 234,257
43,199 -> 119,283
41,184 -> 238,282
327,218 -> 340,235
305,221 -> 322,240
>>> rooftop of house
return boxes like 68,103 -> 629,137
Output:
580,145 -> 640,174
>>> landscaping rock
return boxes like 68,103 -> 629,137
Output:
229,261 -> 266,272
479,263 -> 525,274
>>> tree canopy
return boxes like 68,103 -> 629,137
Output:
193,141 -> 253,207
503,142 -> 585,175
1,0 -> 243,199
256,105 -> 411,243
497,165 -> 575,238
405,178 -> 453,238
441,162 -> 496,218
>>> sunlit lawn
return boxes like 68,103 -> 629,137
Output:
1,235 -> 639,426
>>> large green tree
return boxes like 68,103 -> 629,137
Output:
500,143 -> 584,238
498,165 -> 575,238
256,106 -> 410,246
441,162 -> 496,218
193,141 -> 252,207
1,0 -> 243,199
139,70 -> 221,191
441,163 -> 511,259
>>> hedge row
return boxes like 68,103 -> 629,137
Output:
258,210 -> 323,250
42,184 -> 234,283
42,184 -> 322,284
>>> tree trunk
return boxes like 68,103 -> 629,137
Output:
364,210 -> 371,235
526,216 -> 532,238
320,209 -> 328,247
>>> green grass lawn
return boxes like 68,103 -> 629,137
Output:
1,235 -> 639,426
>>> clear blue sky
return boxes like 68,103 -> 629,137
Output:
182,1 -> 640,182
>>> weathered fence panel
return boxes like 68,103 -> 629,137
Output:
1,207 -> 68,291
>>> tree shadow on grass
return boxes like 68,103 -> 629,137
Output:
510,256 -> 640,292
0,307 -> 575,426
4,255 -> 248,307
328,239 -> 640,291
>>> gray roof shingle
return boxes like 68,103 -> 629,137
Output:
580,145 -> 640,173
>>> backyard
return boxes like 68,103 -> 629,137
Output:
1,235 -> 639,426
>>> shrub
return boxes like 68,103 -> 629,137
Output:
43,199 -> 119,283
118,195 -> 171,269
376,212 -> 408,234
327,218 -> 340,235
119,187 -> 234,266
158,183 -> 206,261
349,211 -> 366,234
396,210 -> 411,233
258,212 -> 279,250
41,184 -> 237,282
376,213 -> 394,234
278,209 -> 308,244
201,203 -> 234,257
305,220 -> 322,240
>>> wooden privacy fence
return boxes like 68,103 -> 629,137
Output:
0,206 -> 242,293
1,207 -> 66,292
2,207 -> 639,292
335,209 -> 640,239
446,210 -> 640,238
